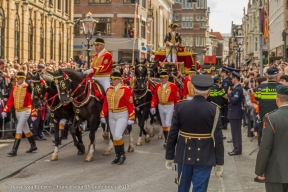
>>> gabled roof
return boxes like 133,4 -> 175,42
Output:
209,32 -> 224,40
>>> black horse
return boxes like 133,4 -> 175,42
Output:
30,72 -> 85,161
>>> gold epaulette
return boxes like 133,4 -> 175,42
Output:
211,101 -> 221,109
177,99 -> 187,103
265,109 -> 277,117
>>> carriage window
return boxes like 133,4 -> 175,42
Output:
94,18 -> 111,35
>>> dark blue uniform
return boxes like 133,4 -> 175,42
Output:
227,84 -> 244,154
166,96 -> 224,192
221,76 -> 232,129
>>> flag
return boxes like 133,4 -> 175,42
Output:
263,3 -> 269,40
134,3 -> 138,41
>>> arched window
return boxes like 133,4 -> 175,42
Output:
28,19 -> 33,60
0,9 -> 5,57
50,27 -> 53,59
15,16 -> 20,60
40,26 -> 44,59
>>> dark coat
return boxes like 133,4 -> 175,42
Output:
255,106 -> 288,183
166,96 -> 224,166
227,84 -> 243,120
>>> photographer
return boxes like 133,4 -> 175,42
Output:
0,59 -> 11,101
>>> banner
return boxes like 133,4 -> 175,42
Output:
134,3 -> 138,41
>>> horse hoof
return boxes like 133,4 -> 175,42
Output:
149,133 -> 155,138
136,141 -> 142,146
128,146 -> 135,152
85,155 -> 93,162
50,154 -> 58,161
78,151 -> 85,155
103,150 -> 111,156
145,136 -> 151,143
158,135 -> 163,139
102,132 -> 109,140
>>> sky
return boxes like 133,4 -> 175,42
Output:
207,0 -> 248,34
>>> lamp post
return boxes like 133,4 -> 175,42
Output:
81,12 -> 97,68
235,35 -> 244,68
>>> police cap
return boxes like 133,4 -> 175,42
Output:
192,75 -> 214,91
213,76 -> 220,83
267,67 -> 279,75
232,71 -> 241,80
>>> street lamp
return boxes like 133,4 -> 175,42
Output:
22,0 -> 29,11
147,44 -> 154,62
81,12 -> 97,68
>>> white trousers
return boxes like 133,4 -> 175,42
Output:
158,104 -> 174,127
16,110 -> 31,134
108,111 -> 128,141
59,119 -> 67,126
187,96 -> 193,100
92,76 -> 111,92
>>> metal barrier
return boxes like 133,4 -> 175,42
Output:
1,113 -> 17,139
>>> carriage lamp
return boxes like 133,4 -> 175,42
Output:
22,0 -> 29,11
81,12 -> 97,41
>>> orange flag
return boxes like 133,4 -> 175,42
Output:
134,3 -> 138,41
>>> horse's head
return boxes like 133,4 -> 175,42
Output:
30,72 -> 48,109
135,58 -> 148,90
47,69 -> 72,104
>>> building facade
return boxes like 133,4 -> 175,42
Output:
172,0 -> 208,64
0,0 -> 74,63
74,0 -> 173,63
222,33 -> 230,65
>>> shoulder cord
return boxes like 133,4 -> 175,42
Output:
267,115 -> 276,134
211,107 -> 220,147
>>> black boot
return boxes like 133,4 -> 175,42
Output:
7,139 -> 21,156
26,136 -> 37,153
111,146 -> 120,164
118,144 -> 126,165
163,131 -> 168,149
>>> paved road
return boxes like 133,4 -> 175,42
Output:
0,123 -> 265,192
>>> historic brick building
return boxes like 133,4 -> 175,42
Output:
0,0 -> 74,63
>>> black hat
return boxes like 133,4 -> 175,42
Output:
266,67 -> 279,75
159,69 -> 169,78
119,61 -> 126,65
276,85 -> 288,95
191,75 -> 214,91
221,67 -> 229,73
213,76 -> 220,83
110,69 -> 121,79
169,23 -> 179,28
16,70 -> 26,79
226,67 -> 241,73
189,66 -> 197,73
94,37 -> 105,45
232,71 -> 241,80
37,64 -> 45,69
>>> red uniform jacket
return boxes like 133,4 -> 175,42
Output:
89,49 -> 113,77
151,82 -> 180,108
3,83 -> 37,117
183,76 -> 195,99
101,84 -> 135,121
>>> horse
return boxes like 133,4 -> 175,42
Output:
29,72 -> 85,161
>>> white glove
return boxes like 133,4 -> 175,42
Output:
1,112 -> 7,118
168,42 -> 173,46
165,160 -> 175,170
175,42 -> 179,46
31,117 -> 37,121
127,120 -> 134,125
150,108 -> 156,115
100,118 -> 106,124
83,68 -> 94,75
215,165 -> 223,177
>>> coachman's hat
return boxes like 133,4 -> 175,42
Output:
192,75 -> 213,91
110,69 -> 122,79
16,70 -> 26,79
94,37 -> 105,45
189,66 -> 197,73
159,69 -> 169,78
169,23 -> 179,28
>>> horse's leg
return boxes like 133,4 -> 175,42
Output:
127,125 -> 134,152
143,108 -> 151,143
148,112 -> 155,138
103,116 -> 113,156
75,126 -> 85,155
85,116 -> 99,162
51,121 -> 60,161
101,122 -> 109,140
136,111 -> 143,146
70,116 -> 83,155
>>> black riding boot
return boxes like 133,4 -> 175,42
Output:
26,136 -> 38,153
118,144 -> 126,165
163,131 -> 168,149
7,139 -> 21,156
111,146 -> 120,164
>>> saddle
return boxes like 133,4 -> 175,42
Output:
90,79 -> 106,103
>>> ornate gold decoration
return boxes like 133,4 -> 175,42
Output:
76,109 -> 80,113
60,80 -> 66,90
35,85 -> 41,94
51,113 -> 54,117
76,116 -> 79,121
104,59 -> 108,64
129,96 -> 133,103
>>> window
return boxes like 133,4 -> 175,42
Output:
94,18 -> 111,35
200,22 -> 205,29
196,37 -> 205,47
123,0 -> 136,3
28,19 -> 33,60
182,0 -> 193,9
124,18 -> 134,38
89,0 -> 112,3
65,0 -> 69,14
58,0 -> 61,9
181,16 -> 193,29
196,0 -> 206,9
175,0 -> 179,2
174,16 -> 179,21
15,16 -> 20,60
255,37 -> 258,51
59,33 -> 62,62
75,0 -> 80,4
0,9 -> 5,57
50,27 -> 53,59
142,0 -> 146,8
40,26 -> 44,59
74,18 -> 81,36
141,21 -> 145,39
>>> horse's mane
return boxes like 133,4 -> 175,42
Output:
61,68 -> 85,82
41,73 -> 54,83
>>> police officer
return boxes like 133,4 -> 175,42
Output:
165,75 -> 224,192
227,72 -> 244,156
220,67 -> 231,129
255,67 -> 281,146
255,85 -> 288,191
208,76 -> 226,108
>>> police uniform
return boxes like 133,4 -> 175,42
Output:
100,70 -> 135,165
166,75 -> 224,192
164,23 -> 182,62
255,67 -> 280,146
227,72 -> 244,155
183,66 -> 197,100
255,85 -> 288,191
151,70 -> 180,147
84,37 -> 113,92
220,67 -> 232,129
1,71 -> 38,156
